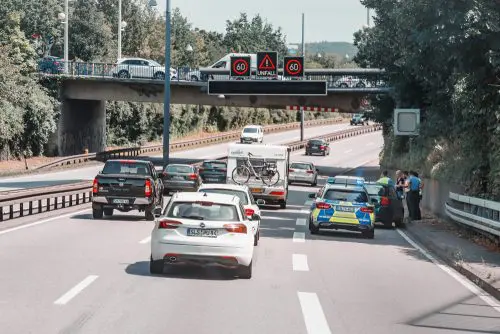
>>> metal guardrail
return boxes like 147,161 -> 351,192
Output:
33,117 -> 346,170
38,61 -> 389,90
445,192 -> 500,238
0,125 -> 381,223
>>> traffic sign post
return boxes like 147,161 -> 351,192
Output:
230,56 -> 251,78
257,51 -> 278,78
284,56 -> 304,78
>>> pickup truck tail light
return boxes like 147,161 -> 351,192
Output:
380,197 -> 390,206
224,223 -> 247,234
360,207 -> 374,213
315,202 -> 331,209
319,145 -> 325,150
92,178 -> 98,194
145,179 -> 152,197
158,219 -> 182,229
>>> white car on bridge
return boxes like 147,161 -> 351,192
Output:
150,192 -> 255,278
111,57 -> 177,80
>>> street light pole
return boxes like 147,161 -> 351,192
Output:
118,0 -> 122,59
163,0 -> 172,167
300,13 -> 305,141
367,8 -> 370,26
64,0 -> 69,73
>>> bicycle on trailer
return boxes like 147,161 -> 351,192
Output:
231,152 -> 280,186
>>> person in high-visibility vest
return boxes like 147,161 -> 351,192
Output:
377,170 -> 395,187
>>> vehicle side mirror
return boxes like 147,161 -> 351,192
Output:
256,199 -> 265,206
251,213 -> 260,221
308,193 -> 316,199
153,207 -> 162,218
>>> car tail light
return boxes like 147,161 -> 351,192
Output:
306,170 -> 314,174
270,191 -> 285,196
145,179 -> 152,197
315,202 -> 331,209
196,201 -> 213,206
360,207 -> 374,213
92,178 -> 98,194
224,223 -> 247,234
320,145 -> 325,150
158,219 -> 182,229
289,168 -> 295,173
188,173 -> 197,180
245,208 -> 255,216
380,197 -> 390,206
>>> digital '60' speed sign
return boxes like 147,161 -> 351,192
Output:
283,56 -> 304,78
230,56 -> 251,78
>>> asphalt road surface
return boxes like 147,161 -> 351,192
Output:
0,122 -> 353,192
0,133 -> 499,334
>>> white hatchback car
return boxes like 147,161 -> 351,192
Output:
150,192 -> 255,278
197,184 -> 264,246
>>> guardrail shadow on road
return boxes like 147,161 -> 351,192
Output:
125,261 -> 238,281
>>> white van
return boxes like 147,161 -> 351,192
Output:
188,53 -> 257,81
226,143 -> 290,209
240,125 -> 264,144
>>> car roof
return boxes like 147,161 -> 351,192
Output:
198,183 -> 249,192
166,164 -> 194,168
171,192 -> 240,205
291,161 -> 313,165
107,159 -> 150,164
202,160 -> 227,163
243,125 -> 261,129
324,183 -> 366,191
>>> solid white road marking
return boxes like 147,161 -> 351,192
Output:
261,215 -> 294,221
297,292 -> 332,334
54,275 -> 99,305
0,208 -> 92,237
139,236 -> 151,244
304,200 -> 313,206
296,218 -> 307,226
293,254 -> 309,271
397,229 -> 500,313
293,232 -> 306,243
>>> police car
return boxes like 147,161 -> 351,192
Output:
307,177 -> 375,238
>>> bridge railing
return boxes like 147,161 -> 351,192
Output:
445,192 -> 500,238
37,61 -> 389,89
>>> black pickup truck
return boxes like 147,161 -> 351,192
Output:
92,159 -> 164,220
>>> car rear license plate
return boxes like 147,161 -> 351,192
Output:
172,176 -> 184,180
336,206 -> 354,212
187,228 -> 217,238
250,188 -> 263,193
206,178 -> 218,182
113,199 -> 129,204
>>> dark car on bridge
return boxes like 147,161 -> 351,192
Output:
364,181 -> 404,228
38,56 -> 64,74
161,164 -> 202,194
199,160 -> 227,184
305,139 -> 330,156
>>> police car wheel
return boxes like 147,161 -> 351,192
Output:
309,221 -> 319,234
362,229 -> 374,239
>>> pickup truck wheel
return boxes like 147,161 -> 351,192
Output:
92,208 -> 103,219
362,229 -> 375,239
104,208 -> 114,216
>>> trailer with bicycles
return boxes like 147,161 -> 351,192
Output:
226,143 -> 291,209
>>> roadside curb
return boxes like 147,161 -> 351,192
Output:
403,223 -> 500,302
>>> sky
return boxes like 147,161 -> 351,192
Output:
159,0 -> 369,43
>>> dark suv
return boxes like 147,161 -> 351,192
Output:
364,182 -> 404,228
305,139 -> 330,156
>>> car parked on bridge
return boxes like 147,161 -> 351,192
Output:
288,162 -> 319,186
92,159 -> 164,220
38,56 -> 64,74
364,181 -> 404,228
149,192 -> 255,278
161,164 -> 202,194
110,57 -> 177,80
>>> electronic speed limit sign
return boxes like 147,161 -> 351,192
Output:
284,56 -> 304,78
230,56 -> 251,78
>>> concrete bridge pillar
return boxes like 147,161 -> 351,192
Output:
58,99 -> 106,156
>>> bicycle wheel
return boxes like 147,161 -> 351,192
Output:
261,169 -> 280,186
232,166 -> 251,185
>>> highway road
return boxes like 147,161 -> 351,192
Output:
0,132 -> 499,334
0,122 -> 353,192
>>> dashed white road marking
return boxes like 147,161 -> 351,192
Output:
293,254 -> 309,271
139,236 -> 151,244
296,218 -> 307,226
397,229 -> 500,313
297,292 -> 332,334
0,208 -> 92,237
300,209 -> 310,214
293,232 -> 306,243
261,215 -> 294,221
54,275 -> 99,305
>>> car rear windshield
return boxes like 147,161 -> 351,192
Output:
165,165 -> 193,173
364,184 -> 389,197
202,161 -> 227,169
324,189 -> 368,203
243,128 -> 258,133
290,163 -> 311,170
309,140 -> 324,145
166,202 -> 239,221
198,189 -> 248,205
102,161 -> 149,175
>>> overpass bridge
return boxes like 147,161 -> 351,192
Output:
41,62 -> 391,156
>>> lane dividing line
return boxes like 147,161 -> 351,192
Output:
54,275 -> 99,305
293,232 -> 306,243
297,292 -> 332,334
397,229 -> 500,313
139,236 -> 151,244
296,218 -> 307,226
0,208 -> 92,237
293,254 -> 309,271
300,209 -> 310,214
304,200 -> 313,206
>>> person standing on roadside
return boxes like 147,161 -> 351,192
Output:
407,171 -> 421,221
402,171 -> 411,218
395,170 -> 405,199
377,170 -> 395,187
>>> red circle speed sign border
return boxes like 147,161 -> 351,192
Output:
285,59 -> 302,75
232,58 -> 249,75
